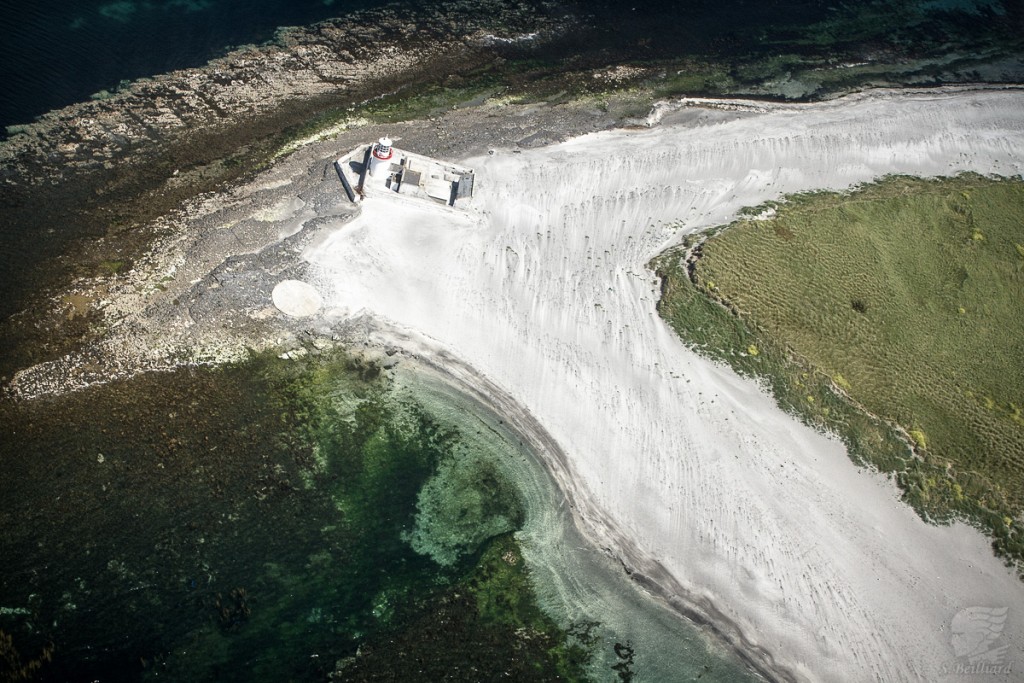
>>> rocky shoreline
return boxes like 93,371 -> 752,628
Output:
1,89 -> 645,401
0,1 -> 570,189
0,0 -> 582,383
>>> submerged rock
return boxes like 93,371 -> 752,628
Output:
406,454 -> 524,568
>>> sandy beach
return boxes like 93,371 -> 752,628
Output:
302,87 -> 1024,682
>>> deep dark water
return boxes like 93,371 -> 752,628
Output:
0,0 -> 390,131
0,352 -> 592,682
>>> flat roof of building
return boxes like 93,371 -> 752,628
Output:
334,144 -> 474,208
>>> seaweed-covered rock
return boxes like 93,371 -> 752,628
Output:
406,454 -> 524,567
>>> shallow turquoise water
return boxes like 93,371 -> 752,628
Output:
392,364 -> 762,683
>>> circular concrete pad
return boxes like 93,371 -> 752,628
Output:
272,280 -> 323,317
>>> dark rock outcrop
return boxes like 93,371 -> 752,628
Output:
0,1 -> 568,189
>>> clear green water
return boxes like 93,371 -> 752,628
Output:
139,353 -> 589,681
0,350 -> 760,681
388,365 -> 761,683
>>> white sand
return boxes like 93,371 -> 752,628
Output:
305,88 -> 1024,682
272,279 -> 323,317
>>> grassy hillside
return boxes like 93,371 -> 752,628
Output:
654,174 -> 1024,570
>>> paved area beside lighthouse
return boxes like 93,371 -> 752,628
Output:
335,137 -> 475,208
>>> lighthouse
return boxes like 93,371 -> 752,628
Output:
368,136 -> 394,178
334,138 -> 474,207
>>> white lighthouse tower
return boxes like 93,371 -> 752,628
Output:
368,136 -> 394,178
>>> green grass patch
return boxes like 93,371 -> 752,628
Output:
654,174 -> 1024,571
650,59 -> 736,98
96,259 -> 126,276
359,79 -> 503,124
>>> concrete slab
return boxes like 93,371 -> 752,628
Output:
272,279 -> 323,317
